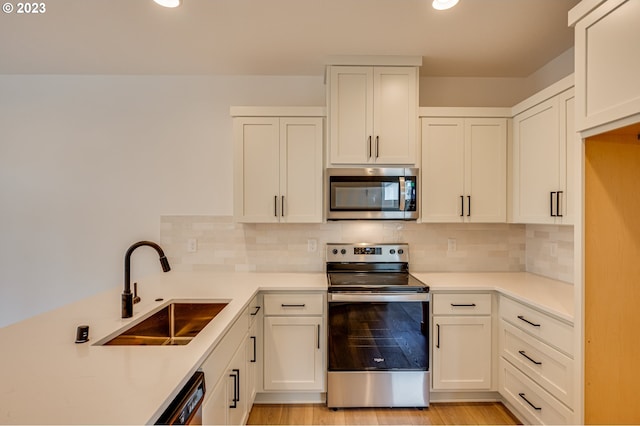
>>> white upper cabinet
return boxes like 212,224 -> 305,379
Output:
232,108 -> 324,223
421,116 -> 507,223
570,0 -> 640,135
328,66 -> 418,165
511,85 -> 575,225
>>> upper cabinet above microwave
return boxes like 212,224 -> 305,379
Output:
327,65 -> 419,166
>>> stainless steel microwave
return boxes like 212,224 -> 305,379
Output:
326,168 -> 418,220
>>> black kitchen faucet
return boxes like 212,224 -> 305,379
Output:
122,240 -> 171,318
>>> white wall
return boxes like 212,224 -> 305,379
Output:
0,75 -> 324,327
419,47 -> 574,107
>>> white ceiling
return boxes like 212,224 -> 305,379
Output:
0,0 -> 580,77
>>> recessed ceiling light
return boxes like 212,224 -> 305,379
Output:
432,0 -> 459,10
154,0 -> 181,7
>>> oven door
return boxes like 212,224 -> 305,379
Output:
328,292 -> 429,372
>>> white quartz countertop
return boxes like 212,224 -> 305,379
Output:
0,270 -> 573,424
412,272 -> 574,323
0,271 -> 327,425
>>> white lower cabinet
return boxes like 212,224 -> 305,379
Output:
498,295 -> 574,425
262,292 -> 325,392
432,293 -> 493,390
500,358 -> 573,425
201,295 -> 260,425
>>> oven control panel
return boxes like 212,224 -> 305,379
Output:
326,243 -> 409,263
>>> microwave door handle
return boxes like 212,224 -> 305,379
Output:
399,177 -> 406,211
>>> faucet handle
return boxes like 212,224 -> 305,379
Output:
133,282 -> 141,304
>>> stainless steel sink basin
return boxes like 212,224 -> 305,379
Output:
101,301 -> 228,346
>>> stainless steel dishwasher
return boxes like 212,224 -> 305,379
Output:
156,371 -> 205,425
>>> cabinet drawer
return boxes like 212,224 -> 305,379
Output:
499,358 -> 573,425
500,320 -> 573,407
432,293 -> 492,315
500,296 -> 573,356
263,293 -> 324,316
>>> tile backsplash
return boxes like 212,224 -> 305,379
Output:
525,224 -> 574,283
160,216 -> 574,283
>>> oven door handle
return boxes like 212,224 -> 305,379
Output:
328,292 -> 429,302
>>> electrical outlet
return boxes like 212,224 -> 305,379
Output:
307,239 -> 318,252
447,238 -> 457,252
187,238 -> 197,253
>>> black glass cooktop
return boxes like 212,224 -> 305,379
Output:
327,272 -> 428,292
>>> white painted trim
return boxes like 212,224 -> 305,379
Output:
325,55 -> 423,67
429,390 -> 502,403
511,74 -> 575,117
418,107 -> 512,118
230,106 -> 326,117
578,112 -> 640,138
254,392 -> 326,404
568,0 -> 606,27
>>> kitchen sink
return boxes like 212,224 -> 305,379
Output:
101,301 -> 228,346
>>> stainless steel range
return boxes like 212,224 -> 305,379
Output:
326,243 -> 430,408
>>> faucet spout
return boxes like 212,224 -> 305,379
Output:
122,240 -> 171,318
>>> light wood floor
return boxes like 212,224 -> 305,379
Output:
247,402 -> 521,425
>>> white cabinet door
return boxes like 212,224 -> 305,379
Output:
279,118 -> 323,223
559,91 -> 575,225
201,342 -> 249,426
465,118 -> 507,222
226,342 -> 248,426
512,89 -> 574,224
421,118 -> 465,221
234,117 -> 280,223
246,319 -> 258,407
574,0 -> 640,133
373,66 -> 418,164
513,97 -> 560,224
234,116 -> 323,223
328,66 -> 373,164
263,316 -> 324,391
201,373 -> 228,426
421,117 -> 506,223
432,316 -> 492,390
329,66 -> 417,165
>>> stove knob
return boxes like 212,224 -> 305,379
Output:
341,249 -> 347,255
390,249 -> 396,254
398,249 -> 404,255
332,249 -> 338,255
